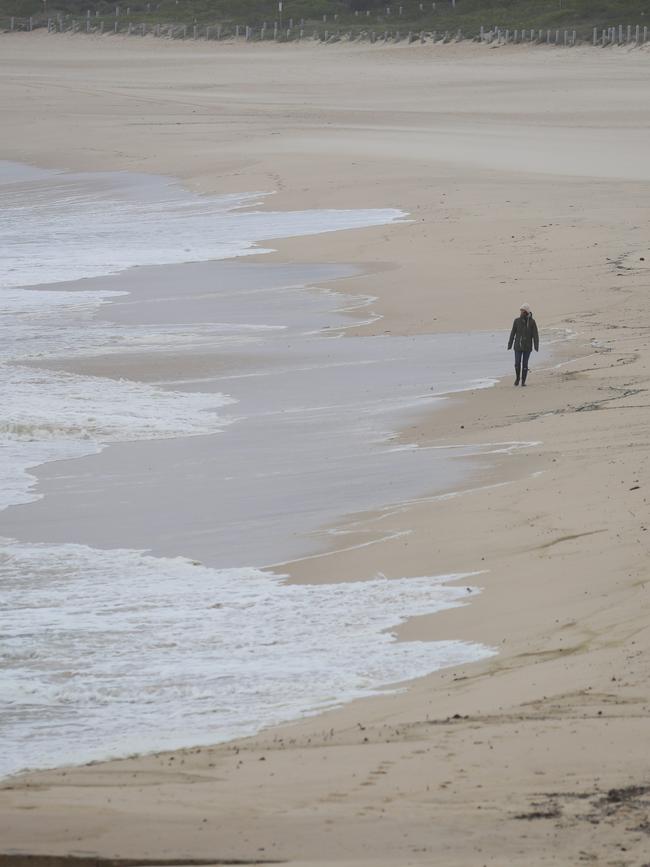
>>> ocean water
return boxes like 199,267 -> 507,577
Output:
0,163 -> 505,778
1,162 -> 405,289
0,542 -> 493,777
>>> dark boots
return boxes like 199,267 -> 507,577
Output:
514,364 -> 529,386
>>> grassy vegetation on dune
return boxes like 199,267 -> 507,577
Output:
2,0 -> 649,39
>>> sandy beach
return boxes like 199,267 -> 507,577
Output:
1,33 -> 650,866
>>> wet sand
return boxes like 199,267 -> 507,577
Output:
1,34 -> 650,866
1,258 -> 514,567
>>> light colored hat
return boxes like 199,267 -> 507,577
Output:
520,304 -> 531,313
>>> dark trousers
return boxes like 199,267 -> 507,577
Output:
514,349 -> 531,370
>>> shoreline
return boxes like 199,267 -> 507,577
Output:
1,35 -> 650,865
1,230 -> 528,779
0,301 -> 558,782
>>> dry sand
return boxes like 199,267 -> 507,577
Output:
1,34 -> 650,866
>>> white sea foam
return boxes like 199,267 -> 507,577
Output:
1,281 -> 286,366
0,162 -> 405,290
0,538 -> 494,778
0,252 -> 238,513
0,365 -> 234,509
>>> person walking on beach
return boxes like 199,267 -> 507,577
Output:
508,304 -> 539,386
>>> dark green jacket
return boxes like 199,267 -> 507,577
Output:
508,314 -> 539,352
